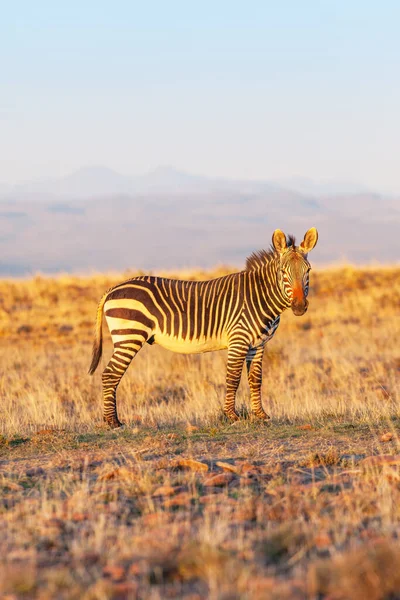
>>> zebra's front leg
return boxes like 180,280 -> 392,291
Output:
246,345 -> 270,421
224,342 -> 248,421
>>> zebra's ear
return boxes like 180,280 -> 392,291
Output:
300,227 -> 318,253
272,229 -> 287,254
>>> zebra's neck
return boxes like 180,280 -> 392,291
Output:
245,254 -> 290,322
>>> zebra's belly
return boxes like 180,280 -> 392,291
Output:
153,332 -> 228,354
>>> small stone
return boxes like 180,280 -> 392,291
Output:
186,423 -> 199,433
71,512 -> 89,522
238,461 -> 255,474
17,324 -> 32,334
174,458 -> 209,472
112,582 -> 138,599
163,492 -> 192,508
314,533 -> 331,548
128,561 -> 147,576
203,473 -> 235,487
360,455 -> 400,468
2,480 -> 23,491
141,512 -> 169,526
99,467 -> 136,481
215,461 -> 239,474
152,485 -> 179,497
239,477 -> 254,486
199,494 -> 223,504
238,461 -> 260,477
43,517 -> 65,531
103,565 -> 125,582
35,429 -> 57,436
26,467 -> 45,477
234,504 -> 256,522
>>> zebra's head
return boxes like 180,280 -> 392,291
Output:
272,228 -> 318,316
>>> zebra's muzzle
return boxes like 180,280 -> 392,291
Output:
291,298 -> 309,316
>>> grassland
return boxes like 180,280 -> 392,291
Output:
0,265 -> 399,599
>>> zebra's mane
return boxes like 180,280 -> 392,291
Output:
286,234 -> 296,248
245,235 -> 296,272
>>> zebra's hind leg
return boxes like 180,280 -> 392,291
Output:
246,346 -> 270,421
224,341 -> 248,421
102,339 -> 145,428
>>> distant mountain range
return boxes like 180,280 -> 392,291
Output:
0,166 -> 399,275
0,165 -> 374,201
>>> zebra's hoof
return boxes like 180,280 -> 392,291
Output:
224,410 -> 240,422
252,411 -> 271,422
105,418 -> 124,429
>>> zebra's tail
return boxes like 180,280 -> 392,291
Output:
88,292 -> 108,375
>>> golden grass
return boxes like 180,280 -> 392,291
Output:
0,265 -> 399,599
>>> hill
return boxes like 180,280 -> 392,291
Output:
1,167 -> 399,275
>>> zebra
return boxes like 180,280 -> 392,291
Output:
89,228 -> 318,428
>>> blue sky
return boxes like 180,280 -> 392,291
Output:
1,1 -> 400,191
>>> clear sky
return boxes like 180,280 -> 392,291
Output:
1,1 -> 400,191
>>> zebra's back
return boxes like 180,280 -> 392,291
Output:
104,273 -> 244,354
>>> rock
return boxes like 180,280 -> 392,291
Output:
152,485 -> 179,497
43,517 -> 65,531
314,533 -> 331,548
234,503 -> 256,522
141,512 -> 170,526
103,565 -> 125,582
215,461 -> 239,474
380,432 -> 394,442
26,467 -> 45,477
17,324 -> 32,334
163,492 -> 192,508
81,552 -> 100,566
199,494 -> 223,504
128,560 -> 147,576
99,467 -> 136,481
239,477 -> 255,486
238,461 -> 260,477
203,473 -> 235,487
237,461 -> 256,473
2,479 -> 23,491
71,512 -> 89,522
174,458 -> 209,472
360,455 -> 400,468
111,582 -> 138,599
250,577 -> 277,594
186,423 -> 199,433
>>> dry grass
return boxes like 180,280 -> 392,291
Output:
0,265 -> 399,599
